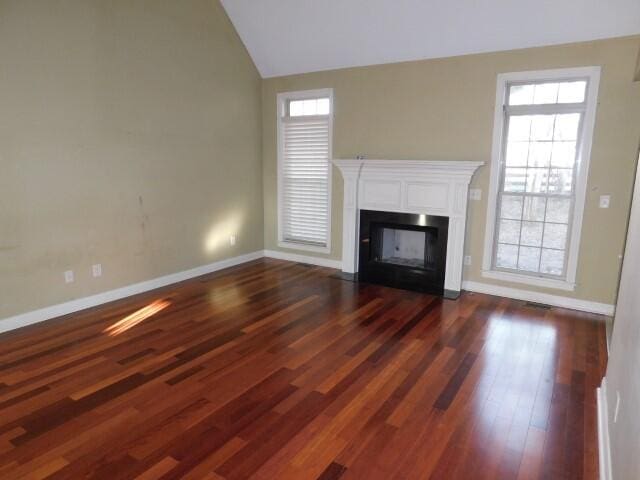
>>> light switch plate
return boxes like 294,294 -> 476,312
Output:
464,255 -> 472,266
599,195 -> 610,208
469,189 -> 482,201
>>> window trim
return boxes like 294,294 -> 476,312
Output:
277,88 -> 334,254
481,67 -> 601,291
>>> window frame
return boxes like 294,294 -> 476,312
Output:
277,88 -> 334,254
482,67 -> 601,291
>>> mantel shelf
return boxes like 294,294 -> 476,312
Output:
332,159 -> 484,178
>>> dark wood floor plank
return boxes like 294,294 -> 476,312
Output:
0,258 -> 607,479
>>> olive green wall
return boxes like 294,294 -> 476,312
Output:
0,0 -> 263,320
263,36 -> 640,305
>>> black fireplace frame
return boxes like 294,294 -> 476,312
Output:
358,209 -> 449,296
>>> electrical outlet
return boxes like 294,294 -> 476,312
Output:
599,195 -> 611,208
64,270 -> 74,284
614,391 -> 621,423
469,189 -> 482,201
229,235 -> 237,246
92,264 -> 102,278
464,255 -> 472,266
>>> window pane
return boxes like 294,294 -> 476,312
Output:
496,244 -> 519,269
500,195 -> 523,220
528,142 -> 552,167
509,84 -> 534,105
508,116 -> 532,141
530,115 -> 555,140
548,168 -> 573,194
533,83 -> 559,104
546,197 -> 571,223
523,196 -> 546,221
316,98 -> 330,115
543,223 -> 568,249
521,221 -> 543,247
540,249 -> 565,275
558,81 -> 586,103
554,113 -> 580,141
550,141 -> 576,168
506,142 -> 528,166
498,219 -> 521,244
494,76 -> 591,280
518,246 -> 541,272
504,168 -> 527,192
289,100 -> 304,116
526,168 -> 548,194
302,99 -> 316,115
289,97 -> 331,117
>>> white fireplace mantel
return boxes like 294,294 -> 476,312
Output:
332,159 -> 484,295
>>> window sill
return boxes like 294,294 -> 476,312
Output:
481,269 -> 576,292
278,240 -> 330,255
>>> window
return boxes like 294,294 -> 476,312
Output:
482,67 -> 600,291
277,89 -> 333,253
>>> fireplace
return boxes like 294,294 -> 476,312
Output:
359,210 -> 448,295
332,159 -> 483,298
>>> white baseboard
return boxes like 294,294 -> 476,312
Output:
597,378 -> 613,480
263,249 -> 342,269
0,250 -> 264,335
0,253 -> 613,335
462,280 -> 615,316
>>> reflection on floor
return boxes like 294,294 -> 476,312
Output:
0,258 -> 607,479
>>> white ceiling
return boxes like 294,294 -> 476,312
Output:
220,0 -> 640,78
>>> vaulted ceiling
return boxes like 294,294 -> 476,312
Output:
220,0 -> 640,78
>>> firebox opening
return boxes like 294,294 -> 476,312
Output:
359,210 -> 448,295
374,225 -> 437,271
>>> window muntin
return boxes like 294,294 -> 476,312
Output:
278,90 -> 333,251
493,78 -> 589,278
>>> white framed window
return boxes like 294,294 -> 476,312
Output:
277,88 -> 333,253
482,67 -> 601,291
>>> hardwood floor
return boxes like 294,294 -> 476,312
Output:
0,258 -> 607,479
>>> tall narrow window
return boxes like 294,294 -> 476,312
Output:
483,68 -> 600,290
277,89 -> 333,252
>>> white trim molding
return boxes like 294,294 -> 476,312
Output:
0,251 -> 264,335
333,159 -> 483,295
597,378 -> 613,480
462,280 -> 614,316
2,250 -> 613,336
482,66 -> 601,292
263,249 -> 342,269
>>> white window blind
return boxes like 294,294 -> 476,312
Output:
278,91 -> 333,251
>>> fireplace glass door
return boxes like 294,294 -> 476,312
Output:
359,210 -> 448,295
374,226 -> 437,271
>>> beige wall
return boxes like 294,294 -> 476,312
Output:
263,36 -> 640,305
0,0 -> 263,320
604,151 -> 640,480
